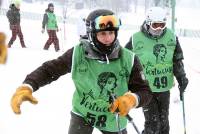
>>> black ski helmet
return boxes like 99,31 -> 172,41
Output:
48,3 -> 54,8
86,9 -> 120,55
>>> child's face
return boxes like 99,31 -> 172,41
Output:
49,6 -> 54,11
96,31 -> 115,46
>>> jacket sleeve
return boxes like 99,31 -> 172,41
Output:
6,10 -> 13,23
23,47 -> 74,91
125,37 -> 133,50
55,15 -> 58,28
173,36 -> 187,79
6,10 -> 11,20
128,55 -> 152,107
42,13 -> 48,29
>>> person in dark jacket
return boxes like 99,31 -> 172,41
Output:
6,2 -> 26,48
42,3 -> 60,52
10,9 -> 152,134
125,7 -> 188,134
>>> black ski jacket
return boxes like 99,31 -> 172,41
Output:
6,4 -> 20,25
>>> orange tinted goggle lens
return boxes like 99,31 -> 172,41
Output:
95,15 -> 120,30
151,22 -> 166,29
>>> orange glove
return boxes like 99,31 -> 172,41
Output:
11,85 -> 38,114
0,32 -> 7,64
110,92 -> 138,116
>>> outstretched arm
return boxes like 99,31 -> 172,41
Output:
10,48 -> 74,114
24,47 -> 74,91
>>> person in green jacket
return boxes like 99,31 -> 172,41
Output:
42,3 -> 60,52
10,9 -> 152,134
125,7 -> 188,134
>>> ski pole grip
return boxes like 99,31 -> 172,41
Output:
180,93 -> 183,101
179,88 -> 184,101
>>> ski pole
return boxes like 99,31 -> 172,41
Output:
180,92 -> 186,134
110,92 -> 122,134
115,112 -> 122,134
126,114 -> 141,134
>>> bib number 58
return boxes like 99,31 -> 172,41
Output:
86,112 -> 107,127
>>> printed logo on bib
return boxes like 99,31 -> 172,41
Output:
153,44 -> 167,64
119,67 -> 129,78
80,72 -> 117,112
77,61 -> 88,73
167,39 -> 176,47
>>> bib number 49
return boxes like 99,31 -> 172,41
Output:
153,76 -> 168,89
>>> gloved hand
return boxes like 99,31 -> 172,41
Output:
177,76 -> 188,94
11,85 -> 38,114
0,32 -> 7,64
110,92 -> 138,116
177,76 -> 188,100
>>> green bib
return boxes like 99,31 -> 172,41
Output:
47,12 -> 57,30
131,29 -> 176,92
71,43 -> 134,132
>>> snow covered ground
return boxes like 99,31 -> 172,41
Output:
1,1 -> 200,134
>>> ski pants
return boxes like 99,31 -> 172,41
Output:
44,30 -> 59,51
8,24 -> 26,48
142,91 -> 170,134
68,112 -> 127,134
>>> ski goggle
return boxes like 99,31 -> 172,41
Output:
94,15 -> 121,31
150,22 -> 166,30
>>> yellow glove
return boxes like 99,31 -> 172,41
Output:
11,85 -> 38,114
110,92 -> 138,116
0,32 -> 7,64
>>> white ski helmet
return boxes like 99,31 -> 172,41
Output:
145,7 -> 167,24
145,7 -> 167,37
